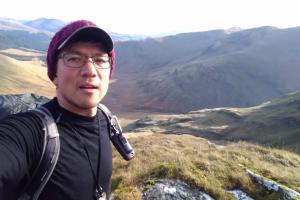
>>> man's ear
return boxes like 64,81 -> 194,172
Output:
53,77 -> 58,87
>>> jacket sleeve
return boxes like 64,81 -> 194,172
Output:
0,112 -> 43,200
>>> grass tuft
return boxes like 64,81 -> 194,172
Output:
111,133 -> 300,199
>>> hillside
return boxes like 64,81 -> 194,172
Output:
111,133 -> 300,199
0,30 -> 51,51
128,91 -> 300,154
0,52 -> 55,97
226,91 -> 300,152
105,26 -> 300,113
0,18 -> 40,32
0,18 -> 52,51
0,48 -> 46,61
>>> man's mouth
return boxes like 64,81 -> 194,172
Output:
79,84 -> 99,90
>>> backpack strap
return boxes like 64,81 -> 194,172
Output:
98,104 -> 135,161
18,107 -> 60,200
98,104 -> 124,136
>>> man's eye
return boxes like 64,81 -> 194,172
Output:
67,55 -> 82,62
93,57 -> 109,63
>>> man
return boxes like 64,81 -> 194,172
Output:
0,20 -> 115,200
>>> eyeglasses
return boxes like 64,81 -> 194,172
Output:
58,52 -> 111,69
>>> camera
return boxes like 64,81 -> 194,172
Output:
109,115 -> 135,161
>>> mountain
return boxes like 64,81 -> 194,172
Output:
0,17 -> 147,51
0,18 -> 40,32
0,29 -> 51,51
24,18 -> 66,32
109,32 -> 147,41
22,18 -> 147,41
0,18 -> 52,51
130,91 -> 300,154
104,26 -> 300,113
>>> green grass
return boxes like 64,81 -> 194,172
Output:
111,133 -> 300,199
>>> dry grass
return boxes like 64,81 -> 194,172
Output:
0,48 -> 45,57
0,53 -> 55,98
111,132 -> 300,200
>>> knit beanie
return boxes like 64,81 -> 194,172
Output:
46,20 -> 115,81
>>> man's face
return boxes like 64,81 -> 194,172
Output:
53,41 -> 110,116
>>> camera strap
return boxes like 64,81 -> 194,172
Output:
67,115 -> 106,200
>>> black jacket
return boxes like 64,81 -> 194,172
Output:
0,98 -> 112,200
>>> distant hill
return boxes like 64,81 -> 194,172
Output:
0,48 -> 46,61
110,32 -> 147,41
0,18 -> 41,32
105,26 -> 300,113
131,91 -> 300,154
0,18 -> 52,51
225,91 -> 300,152
0,17 -> 146,51
24,18 -> 66,32
0,30 -> 51,51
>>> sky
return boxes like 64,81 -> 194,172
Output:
1,0 -> 300,35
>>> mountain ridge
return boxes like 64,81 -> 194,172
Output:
104,26 -> 300,113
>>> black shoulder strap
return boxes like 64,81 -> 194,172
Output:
98,104 -> 135,161
98,103 -> 123,138
18,107 -> 60,200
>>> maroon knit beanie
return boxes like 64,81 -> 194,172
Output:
46,20 -> 115,81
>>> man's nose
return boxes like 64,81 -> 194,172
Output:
80,58 -> 97,77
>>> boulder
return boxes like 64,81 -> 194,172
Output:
142,179 -> 214,200
0,93 -> 49,120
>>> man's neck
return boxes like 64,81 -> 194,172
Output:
56,97 -> 98,117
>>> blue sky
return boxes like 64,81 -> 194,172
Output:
1,0 -> 300,35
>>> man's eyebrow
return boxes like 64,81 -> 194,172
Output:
93,54 -> 110,58
63,50 -> 82,55
65,51 -> 109,57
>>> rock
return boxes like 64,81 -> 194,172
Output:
142,179 -> 215,200
246,169 -> 300,200
226,190 -> 254,200
0,93 -> 49,120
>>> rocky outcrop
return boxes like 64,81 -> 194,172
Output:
141,179 -> 258,200
246,169 -> 300,200
226,190 -> 254,200
0,93 -> 49,120
142,179 -> 214,200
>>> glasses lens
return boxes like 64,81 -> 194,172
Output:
92,56 -> 110,69
64,54 -> 84,68
61,53 -> 111,69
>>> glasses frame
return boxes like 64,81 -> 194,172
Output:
58,52 -> 111,69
